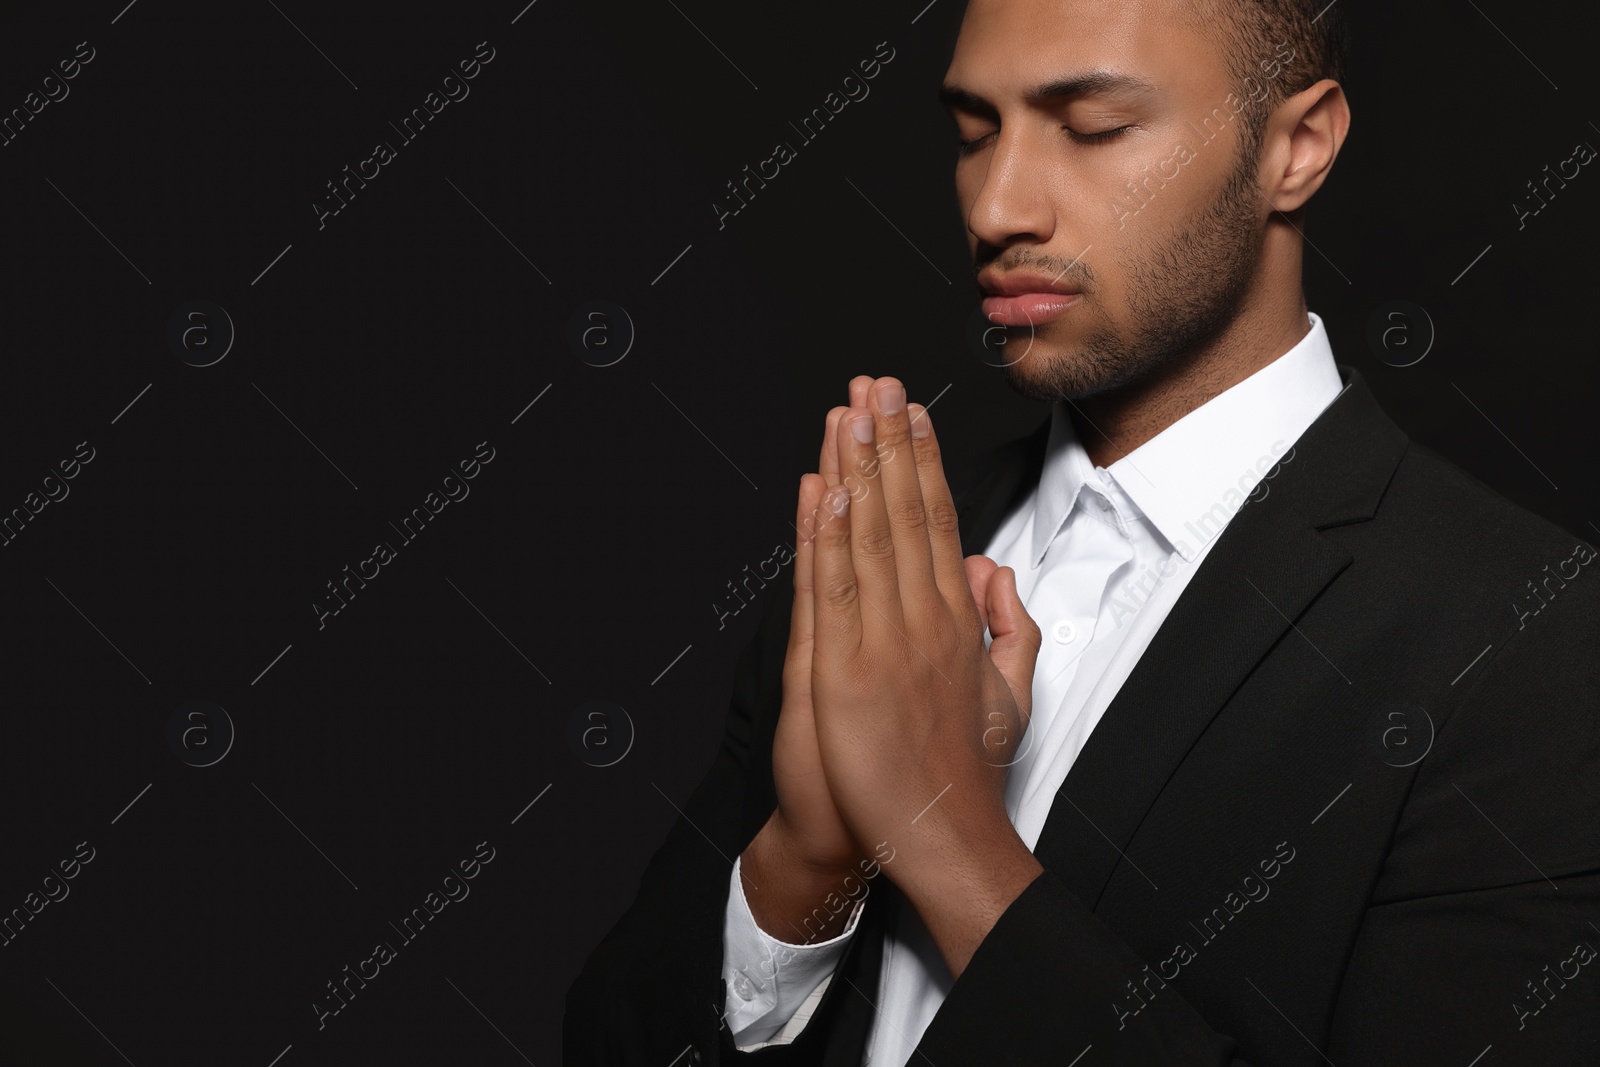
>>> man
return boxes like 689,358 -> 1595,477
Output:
566,0 -> 1600,1063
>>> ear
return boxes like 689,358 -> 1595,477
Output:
1263,78 -> 1351,214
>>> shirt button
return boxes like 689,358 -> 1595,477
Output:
1052,619 -> 1077,644
733,973 -> 754,1000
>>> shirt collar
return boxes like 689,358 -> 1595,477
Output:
1029,311 -> 1347,567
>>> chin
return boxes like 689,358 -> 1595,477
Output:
1004,331 -> 1158,403
999,341 -> 1118,403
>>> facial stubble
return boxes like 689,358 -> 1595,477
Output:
1000,136 -> 1267,403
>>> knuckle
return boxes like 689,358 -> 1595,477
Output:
887,496 -> 929,534
822,572 -> 859,611
1025,621 -> 1043,649
924,497 -> 961,538
877,410 -> 911,449
855,524 -> 897,562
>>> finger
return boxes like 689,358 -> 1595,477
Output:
811,481 -> 862,661
820,379 -> 880,487
964,554 -> 998,635
906,402 -> 978,630
849,375 -> 874,409
819,406 -> 850,487
789,474 -> 828,694
864,379 -> 940,619
836,402 -> 906,642
985,566 -> 1042,718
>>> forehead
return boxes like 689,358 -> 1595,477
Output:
944,0 -> 1228,104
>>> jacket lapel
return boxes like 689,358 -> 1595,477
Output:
953,364 -> 1409,910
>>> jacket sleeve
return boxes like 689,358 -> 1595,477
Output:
909,867 -> 1264,1063
910,566 -> 1600,1065
1324,570 -> 1600,1065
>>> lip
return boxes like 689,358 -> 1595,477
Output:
976,270 -> 1082,327
979,291 -> 1082,327
975,269 -> 1081,297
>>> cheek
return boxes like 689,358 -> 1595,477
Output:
1087,260 -> 1136,324
1139,153 -> 1240,243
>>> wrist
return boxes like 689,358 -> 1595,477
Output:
894,825 -> 1042,979
918,824 -> 1039,904
766,810 -> 863,876
741,816 -> 866,945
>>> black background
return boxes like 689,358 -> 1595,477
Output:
0,0 -> 1594,1064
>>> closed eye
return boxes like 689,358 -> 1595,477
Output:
957,125 -> 1136,155
956,131 -> 995,155
1067,124 -> 1134,145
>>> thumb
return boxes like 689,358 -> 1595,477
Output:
984,565 -> 1041,715
964,554 -> 998,634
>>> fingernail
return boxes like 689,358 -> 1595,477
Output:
850,414 -> 874,444
877,381 -> 905,415
910,405 -> 930,438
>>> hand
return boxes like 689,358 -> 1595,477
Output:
766,377 -> 892,872
808,377 -> 1045,975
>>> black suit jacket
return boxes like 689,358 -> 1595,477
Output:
565,363 -> 1600,1065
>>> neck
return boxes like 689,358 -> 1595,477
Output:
1074,290 -> 1313,470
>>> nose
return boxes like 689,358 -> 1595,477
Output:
965,126 -> 1056,249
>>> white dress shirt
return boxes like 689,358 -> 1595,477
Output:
720,312 -> 1347,1062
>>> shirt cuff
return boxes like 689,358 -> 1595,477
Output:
720,853 -> 864,1047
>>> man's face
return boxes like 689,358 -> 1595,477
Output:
944,0 -> 1268,402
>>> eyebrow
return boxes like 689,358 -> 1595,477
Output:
939,70 -> 1162,113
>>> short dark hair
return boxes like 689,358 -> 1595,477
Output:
1187,0 -> 1351,160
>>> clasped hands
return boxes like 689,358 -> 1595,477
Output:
766,375 -> 1046,978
